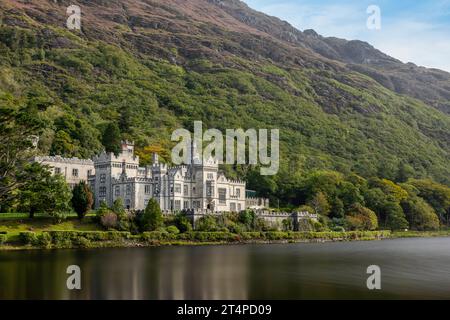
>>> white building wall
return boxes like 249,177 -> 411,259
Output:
37,141 -> 249,213
34,156 -> 94,189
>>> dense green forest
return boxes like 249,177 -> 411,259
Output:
0,0 -> 449,231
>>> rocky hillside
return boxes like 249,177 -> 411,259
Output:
0,0 -> 449,185
210,0 -> 450,113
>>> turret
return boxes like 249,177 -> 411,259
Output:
121,140 -> 134,155
152,152 -> 159,165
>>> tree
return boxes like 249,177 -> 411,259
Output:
18,163 -> 72,218
383,201 -> 409,230
308,191 -> 331,216
135,144 -> 171,166
408,179 -> 450,226
111,198 -> 127,220
401,196 -> 440,231
369,178 -> 408,202
0,95 -> 45,208
71,181 -> 93,219
140,198 -> 163,231
102,122 -> 121,156
50,130 -> 78,157
119,106 -> 133,132
399,183 -> 440,231
396,162 -> 415,183
174,213 -> 193,232
364,188 -> 386,213
345,203 -> 378,231
196,215 -> 218,232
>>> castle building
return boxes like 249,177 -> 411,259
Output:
34,155 -> 94,189
35,141 -> 251,213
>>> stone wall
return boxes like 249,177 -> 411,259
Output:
182,209 -> 318,231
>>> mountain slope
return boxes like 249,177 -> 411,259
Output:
210,0 -> 450,114
0,0 -> 449,185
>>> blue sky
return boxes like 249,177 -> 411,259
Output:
242,0 -> 450,72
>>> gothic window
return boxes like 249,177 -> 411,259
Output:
218,188 -> 226,204
207,173 -> 213,180
206,181 -> 214,197
230,202 -> 236,212
174,183 -> 181,194
183,184 -> 188,196
174,200 -> 181,211
72,168 -> 78,177
154,184 -> 160,195
99,187 -> 107,197
236,188 -> 241,198
100,174 -> 106,183
145,185 -> 151,194
126,184 -> 131,195
237,203 -> 242,212
183,201 -> 189,209
54,167 -> 61,174
115,186 -> 120,197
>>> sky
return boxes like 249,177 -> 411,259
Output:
242,0 -> 450,72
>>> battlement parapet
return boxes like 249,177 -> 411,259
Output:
34,156 -> 94,166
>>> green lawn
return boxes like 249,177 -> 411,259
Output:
0,213 -> 101,242
0,212 -> 96,219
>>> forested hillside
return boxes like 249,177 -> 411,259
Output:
0,0 -> 449,229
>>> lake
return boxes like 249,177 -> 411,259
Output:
1,237 -> 450,299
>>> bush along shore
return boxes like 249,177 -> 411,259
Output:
0,230 -> 394,250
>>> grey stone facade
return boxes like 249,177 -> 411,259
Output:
34,156 -> 94,189
37,141 -> 261,213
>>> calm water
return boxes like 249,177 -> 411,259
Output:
1,237 -> 450,299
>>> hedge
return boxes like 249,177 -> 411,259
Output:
240,231 -> 391,241
140,231 -> 239,242
16,230 -> 391,248
140,231 -> 174,241
177,232 -> 239,242
19,231 -> 131,248
0,234 -> 6,245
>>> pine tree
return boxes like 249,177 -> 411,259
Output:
71,181 -> 94,219
140,198 -> 163,231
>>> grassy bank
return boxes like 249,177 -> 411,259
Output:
391,230 -> 450,238
1,215 -> 449,250
0,215 -> 101,244
0,229 -> 392,250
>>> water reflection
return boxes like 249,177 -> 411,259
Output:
1,238 -> 450,299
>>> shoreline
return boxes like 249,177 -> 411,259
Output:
0,238 -> 386,251
1,230 -> 449,251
